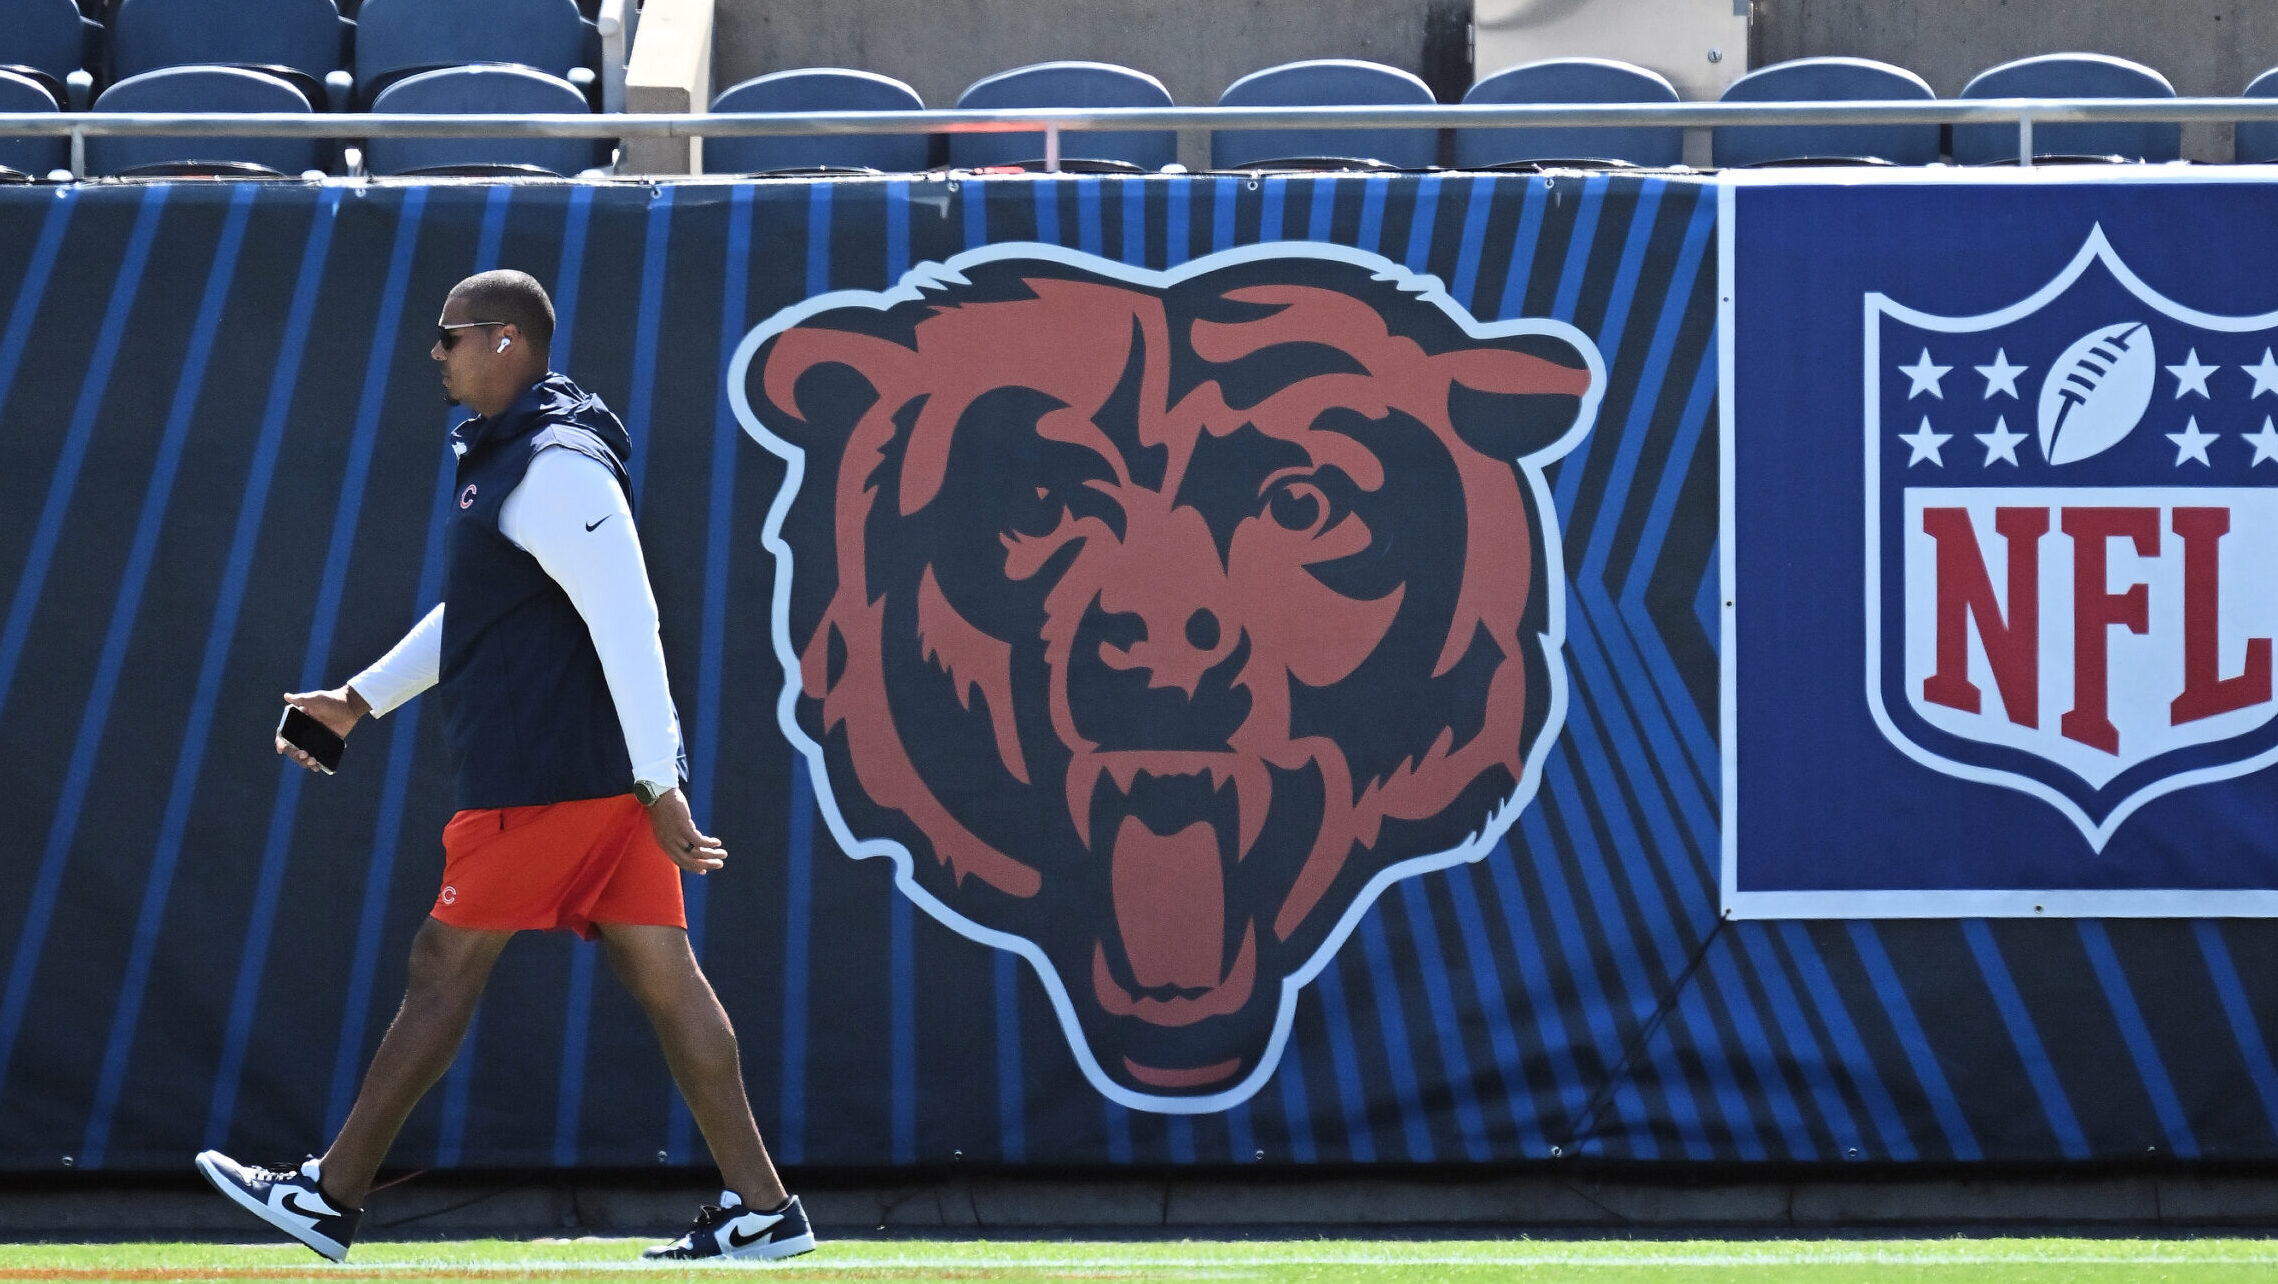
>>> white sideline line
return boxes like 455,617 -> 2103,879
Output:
335,1249 -> 2278,1271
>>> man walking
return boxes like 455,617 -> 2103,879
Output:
195,270 -> 811,1264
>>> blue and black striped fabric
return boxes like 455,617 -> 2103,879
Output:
0,176 -> 2272,1172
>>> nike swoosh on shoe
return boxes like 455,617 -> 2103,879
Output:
279,1191 -> 334,1223
725,1213 -> 783,1249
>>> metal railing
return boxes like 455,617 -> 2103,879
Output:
7,98 -> 2278,175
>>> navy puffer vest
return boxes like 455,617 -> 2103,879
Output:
437,374 -> 640,811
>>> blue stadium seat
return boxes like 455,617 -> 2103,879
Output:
1952,54 -> 2178,165
1712,57 -> 1938,167
86,65 -> 327,176
707,68 -> 930,174
0,67 -> 68,178
949,61 -> 1176,172
0,0 -> 98,108
0,62 -> 67,111
1211,59 -> 1438,170
363,64 -> 601,177
2236,68 -> 2278,164
353,0 -> 596,109
111,0 -> 351,109
1457,58 -> 1681,169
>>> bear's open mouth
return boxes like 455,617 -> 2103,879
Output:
1066,749 -> 1272,869
1076,756 -> 1263,1026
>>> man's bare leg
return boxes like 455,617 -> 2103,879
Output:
318,918 -> 515,1207
598,922 -> 787,1207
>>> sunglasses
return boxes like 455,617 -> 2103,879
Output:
436,320 -> 507,350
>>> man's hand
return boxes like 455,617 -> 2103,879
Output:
645,787 -> 727,874
276,687 -> 368,773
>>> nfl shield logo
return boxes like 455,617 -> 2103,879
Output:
1867,226 -> 2278,849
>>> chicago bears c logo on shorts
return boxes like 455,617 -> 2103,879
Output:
731,244 -> 1602,1110
458,484 -> 478,510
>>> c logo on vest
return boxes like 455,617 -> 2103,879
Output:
458,483 -> 478,510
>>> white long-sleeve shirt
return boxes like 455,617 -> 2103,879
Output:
348,446 -> 684,789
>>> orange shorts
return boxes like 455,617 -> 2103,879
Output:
433,794 -> 686,941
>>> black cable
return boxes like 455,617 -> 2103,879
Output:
373,1178 -> 531,1230
1552,915 -> 1730,1157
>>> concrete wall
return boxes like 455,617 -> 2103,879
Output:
1751,0 -> 2278,161
711,0 -> 1470,169
625,0 -> 712,173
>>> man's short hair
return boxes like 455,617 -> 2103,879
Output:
451,269 -> 556,347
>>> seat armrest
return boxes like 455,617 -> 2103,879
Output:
323,69 -> 353,113
65,68 -> 92,112
567,63 -> 599,112
596,0 -> 636,114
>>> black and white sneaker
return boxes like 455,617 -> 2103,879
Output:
642,1190 -> 816,1261
194,1151 -> 361,1262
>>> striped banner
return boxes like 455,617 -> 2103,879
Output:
0,176 -> 2270,1173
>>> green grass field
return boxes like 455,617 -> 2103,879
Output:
4,1237 -> 2277,1282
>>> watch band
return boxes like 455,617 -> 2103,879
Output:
633,779 -> 673,807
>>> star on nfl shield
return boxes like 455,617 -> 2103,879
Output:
1724,177 -> 2278,918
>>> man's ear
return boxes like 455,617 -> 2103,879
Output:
494,325 -> 517,354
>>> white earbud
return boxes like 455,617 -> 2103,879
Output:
496,334 -> 512,353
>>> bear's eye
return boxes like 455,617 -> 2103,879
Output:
1262,475 -> 1330,536
1004,484 -> 1061,539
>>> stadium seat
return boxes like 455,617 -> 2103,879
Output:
1952,54 -> 2178,165
0,67 -> 68,179
86,65 -> 327,176
1456,58 -> 1681,169
707,68 -> 930,174
2236,68 -> 2278,163
1711,57 -> 1939,167
949,61 -> 1176,172
363,64 -> 603,177
110,0 -> 351,110
352,0 -> 598,110
0,0 -> 98,108
1211,59 -> 1438,170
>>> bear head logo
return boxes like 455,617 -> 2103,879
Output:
731,243 -> 1601,1110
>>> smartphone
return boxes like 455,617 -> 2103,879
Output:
277,705 -> 346,775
